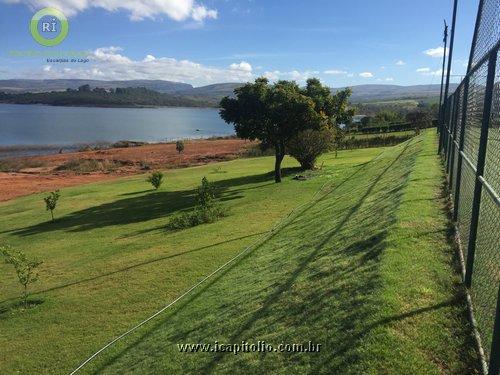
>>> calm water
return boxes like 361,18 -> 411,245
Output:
0,104 -> 233,151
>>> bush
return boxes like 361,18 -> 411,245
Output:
176,140 -> 185,154
167,205 -> 226,230
0,158 -> 45,172
167,177 -> 226,230
240,143 -> 275,158
339,134 -> 413,150
287,129 -> 334,169
55,159 -> 125,173
147,171 -> 164,190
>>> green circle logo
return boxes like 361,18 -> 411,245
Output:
30,8 -> 69,47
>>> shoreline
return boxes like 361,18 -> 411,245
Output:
0,137 -> 254,202
0,134 -> 237,159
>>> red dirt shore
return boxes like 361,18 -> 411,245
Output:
0,139 -> 254,202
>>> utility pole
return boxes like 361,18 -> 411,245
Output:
437,20 -> 448,137
439,0 -> 458,154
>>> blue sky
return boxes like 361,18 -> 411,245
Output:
0,0 -> 479,87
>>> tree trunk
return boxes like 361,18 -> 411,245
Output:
274,142 -> 285,183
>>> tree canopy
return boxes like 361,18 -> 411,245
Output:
220,77 -> 354,182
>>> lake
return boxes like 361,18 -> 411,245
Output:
0,104 -> 233,157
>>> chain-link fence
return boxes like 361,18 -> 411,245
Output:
439,1 -> 499,374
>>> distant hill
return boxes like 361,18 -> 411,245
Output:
0,79 -> 458,107
0,79 -> 192,94
175,82 -> 456,104
335,84 -> 459,103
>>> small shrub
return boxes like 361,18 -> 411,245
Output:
147,171 -> 164,190
197,177 -> 216,207
176,140 -> 185,154
167,177 -> 226,230
43,190 -> 60,221
0,246 -> 42,308
55,159 -> 123,173
287,129 -> 334,169
240,143 -> 275,158
139,161 -> 151,170
112,140 -> 146,148
167,205 -> 226,230
0,158 -> 45,172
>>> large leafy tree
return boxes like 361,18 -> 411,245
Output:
220,78 -> 321,182
220,77 -> 354,182
302,78 -> 354,126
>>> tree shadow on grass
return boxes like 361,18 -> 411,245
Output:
0,232 -> 265,306
10,169 -> 301,236
0,298 -> 44,320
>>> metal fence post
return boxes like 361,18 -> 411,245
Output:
488,285 -> 500,375
464,50 -> 497,287
443,97 -> 450,158
448,93 -> 459,189
453,78 -> 470,221
446,96 -> 454,165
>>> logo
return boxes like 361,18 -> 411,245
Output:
30,7 -> 69,47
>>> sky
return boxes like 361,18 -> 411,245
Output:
0,0 -> 480,87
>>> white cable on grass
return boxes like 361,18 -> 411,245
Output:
70,152 -> 384,374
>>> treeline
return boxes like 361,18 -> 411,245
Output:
339,134 -> 414,150
0,85 -> 216,108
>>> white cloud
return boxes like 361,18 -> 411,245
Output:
143,54 -> 156,62
385,77 -> 394,81
229,61 -> 252,72
191,5 -> 217,22
262,70 -> 319,83
42,65 -> 51,72
424,46 -> 449,58
20,46 -> 254,86
417,67 -> 449,76
3,0 -> 218,22
324,69 -> 347,75
359,72 -> 373,78
263,70 -> 280,81
395,60 -> 405,66
416,67 -> 430,73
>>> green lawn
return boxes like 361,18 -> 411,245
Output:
0,131 -> 477,374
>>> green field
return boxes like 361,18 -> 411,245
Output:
0,130 -> 478,374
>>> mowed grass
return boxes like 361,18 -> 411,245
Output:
0,145 -> 379,373
82,131 -> 474,374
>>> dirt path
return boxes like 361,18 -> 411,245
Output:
0,139 -> 253,202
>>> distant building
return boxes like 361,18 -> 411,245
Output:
352,115 -> 367,124
340,114 -> 367,131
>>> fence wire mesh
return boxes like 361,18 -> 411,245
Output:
440,1 -> 499,373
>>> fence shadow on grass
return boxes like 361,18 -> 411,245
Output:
86,141 -> 419,374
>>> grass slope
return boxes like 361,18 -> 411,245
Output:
80,131 -> 476,374
0,147 -> 377,373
